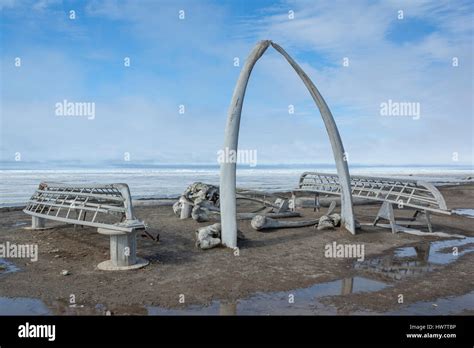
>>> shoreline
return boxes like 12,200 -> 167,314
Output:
1,172 -> 472,208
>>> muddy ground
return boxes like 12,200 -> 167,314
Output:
0,184 -> 473,315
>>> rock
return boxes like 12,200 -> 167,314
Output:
317,215 -> 334,230
250,215 -> 267,230
199,237 -> 221,250
329,213 -> 341,227
174,182 -> 220,221
195,223 -> 221,250
191,205 -> 209,222
172,201 -> 181,216
61,270 -> 70,276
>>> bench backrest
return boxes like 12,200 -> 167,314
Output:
24,182 -> 144,232
298,172 -> 449,214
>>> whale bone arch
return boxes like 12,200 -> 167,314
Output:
219,40 -> 355,248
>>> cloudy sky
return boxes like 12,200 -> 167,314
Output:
1,0 -> 472,166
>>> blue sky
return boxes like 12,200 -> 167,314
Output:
1,0 -> 473,166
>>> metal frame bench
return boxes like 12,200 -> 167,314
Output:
23,182 -> 149,270
294,172 -> 451,233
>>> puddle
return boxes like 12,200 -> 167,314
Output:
385,291 -> 474,315
11,221 -> 28,227
1,237 -> 471,315
0,275 -> 470,315
0,297 -> 51,315
453,208 -> 474,218
147,277 -> 388,315
355,237 -> 474,280
0,277 -> 387,316
0,258 -> 20,275
0,297 -> 113,316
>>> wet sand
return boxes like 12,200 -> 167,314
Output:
0,184 -> 473,315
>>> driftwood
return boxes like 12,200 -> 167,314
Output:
326,201 -> 337,215
196,211 -> 301,223
173,183 -> 222,222
291,196 -> 376,209
173,182 -> 295,223
236,191 -> 290,211
133,199 -> 176,207
236,195 -> 278,209
179,197 -> 193,219
251,215 -> 319,231
174,182 -> 220,221
251,205 -> 271,213
195,223 -> 221,249
317,215 -> 335,230
236,189 -> 287,199
250,202 -> 340,231
238,211 -> 300,220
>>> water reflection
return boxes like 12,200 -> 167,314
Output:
147,276 -> 388,315
0,258 -> 20,276
1,274 -> 471,315
0,297 -> 51,315
385,291 -> 474,315
355,237 -> 474,280
0,238 -> 471,315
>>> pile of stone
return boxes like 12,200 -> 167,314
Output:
195,223 -> 245,250
317,213 -> 341,230
173,182 -> 220,222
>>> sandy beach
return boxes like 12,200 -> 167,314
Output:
0,183 -> 472,315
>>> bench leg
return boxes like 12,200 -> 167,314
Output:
31,216 -> 45,229
424,210 -> 433,233
23,216 -> 52,230
97,228 -> 149,271
290,192 -> 296,212
314,194 -> 320,212
373,201 -> 397,233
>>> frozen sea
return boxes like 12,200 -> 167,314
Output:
0,164 -> 472,206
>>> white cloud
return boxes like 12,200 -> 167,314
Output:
234,0 -> 473,164
1,0 -> 472,165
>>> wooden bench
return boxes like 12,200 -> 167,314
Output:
23,182 -> 149,270
294,172 -> 451,233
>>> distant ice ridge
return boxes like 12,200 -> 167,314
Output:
0,166 -> 472,206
